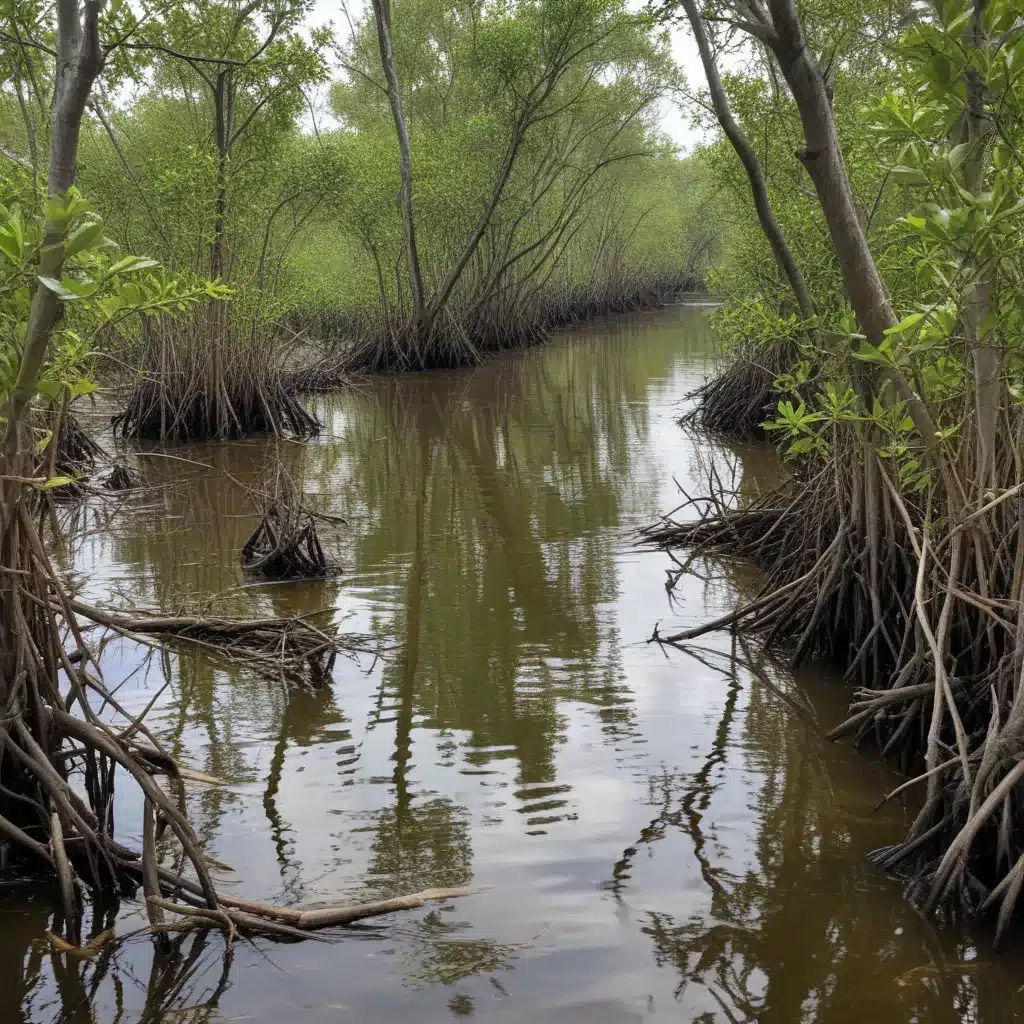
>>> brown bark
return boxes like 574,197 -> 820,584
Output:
681,0 -> 813,320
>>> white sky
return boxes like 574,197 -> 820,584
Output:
307,0 -> 711,152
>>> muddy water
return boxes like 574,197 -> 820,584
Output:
4,304 -> 1024,1023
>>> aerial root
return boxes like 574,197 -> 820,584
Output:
681,335 -> 802,439
112,314 -> 320,442
0,471 -> 382,941
643,433 -> 1024,936
288,272 -> 694,382
241,459 -> 340,579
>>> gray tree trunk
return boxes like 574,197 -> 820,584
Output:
6,0 -> 102,441
370,0 -> 428,346
758,0 -> 941,453
682,0 -> 813,321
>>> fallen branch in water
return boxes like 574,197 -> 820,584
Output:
150,886 -> 481,939
67,597 -> 378,683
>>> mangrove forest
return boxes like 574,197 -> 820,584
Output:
3,0 -> 1024,1020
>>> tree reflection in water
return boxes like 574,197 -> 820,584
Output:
8,913 -> 233,1024
610,636 -> 1023,1023
14,308 -> 1018,1022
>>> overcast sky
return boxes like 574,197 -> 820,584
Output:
306,0 -> 710,152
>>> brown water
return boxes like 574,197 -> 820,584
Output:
4,304 -> 1023,1023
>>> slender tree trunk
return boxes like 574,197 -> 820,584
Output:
964,0 -> 1000,492
1,0 -> 101,792
424,112 -> 530,326
370,0 -> 427,345
208,68 -> 232,417
681,0 -> 813,321
5,0 -> 102,444
762,0 -> 941,454
210,69 -> 231,282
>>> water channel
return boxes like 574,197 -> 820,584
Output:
4,303 -> 1023,1022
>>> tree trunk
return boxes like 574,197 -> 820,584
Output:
681,0 -> 813,321
370,0 -> 427,345
5,0 -> 102,443
210,69 -> 231,282
762,0 -> 941,454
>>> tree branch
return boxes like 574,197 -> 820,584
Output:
0,144 -> 32,170
0,30 -> 56,57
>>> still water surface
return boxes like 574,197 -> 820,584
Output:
4,304 -> 1023,1022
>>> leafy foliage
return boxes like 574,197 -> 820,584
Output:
0,169 -> 220,443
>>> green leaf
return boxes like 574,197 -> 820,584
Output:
789,437 -> 816,454
946,9 -> 973,33
854,340 -> 893,364
44,196 -> 70,228
884,312 -> 924,336
64,221 -> 106,259
118,282 -> 142,306
947,142 -> 970,172
58,276 -> 100,299
43,476 -> 75,489
38,276 -> 80,301
891,165 -> 929,186
107,255 -> 159,275
0,227 -> 23,264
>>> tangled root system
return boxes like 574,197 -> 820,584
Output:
683,336 -> 799,439
100,460 -> 143,491
112,314 -> 319,442
0,446 -> 382,942
241,461 -> 340,580
646,421 -> 1024,942
290,272 -> 695,386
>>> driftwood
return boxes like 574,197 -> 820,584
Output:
147,886 -> 480,940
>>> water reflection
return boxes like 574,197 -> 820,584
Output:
5,306 -> 1024,1022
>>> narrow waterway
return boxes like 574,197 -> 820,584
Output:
4,304 -> 1023,1023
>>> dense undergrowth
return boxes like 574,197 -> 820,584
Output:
3,0 -> 720,442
